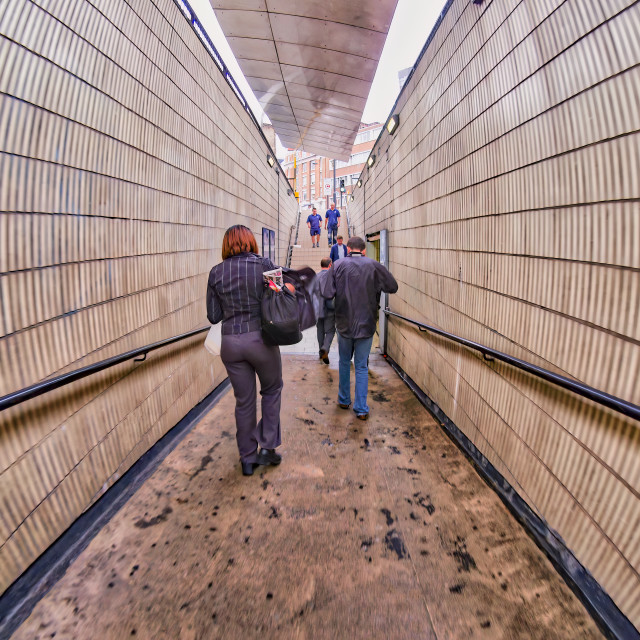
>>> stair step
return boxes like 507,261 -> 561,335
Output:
287,211 -> 346,271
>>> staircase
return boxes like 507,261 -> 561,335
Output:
288,209 -> 335,272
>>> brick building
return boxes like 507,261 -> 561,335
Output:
281,122 -> 382,212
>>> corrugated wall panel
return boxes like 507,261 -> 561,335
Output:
352,0 -> 640,629
0,0 -> 297,594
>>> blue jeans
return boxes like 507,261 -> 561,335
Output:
327,226 -> 338,246
337,334 -> 373,415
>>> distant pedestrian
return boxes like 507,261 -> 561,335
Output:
325,202 -> 341,247
320,236 -> 398,420
312,258 -> 336,364
307,207 -> 322,248
329,235 -> 348,262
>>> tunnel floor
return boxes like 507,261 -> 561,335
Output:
12,343 -> 602,639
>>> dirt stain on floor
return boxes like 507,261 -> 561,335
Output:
133,506 -> 173,529
12,353 -> 604,640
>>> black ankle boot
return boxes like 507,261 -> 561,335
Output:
241,461 -> 257,476
258,449 -> 282,466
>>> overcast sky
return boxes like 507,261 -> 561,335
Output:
187,0 -> 446,140
362,0 -> 446,123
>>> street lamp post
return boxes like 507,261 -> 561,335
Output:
332,159 -> 336,205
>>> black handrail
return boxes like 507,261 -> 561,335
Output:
0,328 -> 209,412
385,310 -> 640,423
344,201 -> 353,239
285,223 -> 296,268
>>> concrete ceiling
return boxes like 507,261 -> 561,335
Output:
211,0 -> 399,161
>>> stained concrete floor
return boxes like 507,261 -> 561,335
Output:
13,345 -> 602,639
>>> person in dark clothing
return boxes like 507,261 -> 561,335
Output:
329,235 -> 348,262
312,258 -> 335,364
320,236 -> 398,419
206,225 -> 287,476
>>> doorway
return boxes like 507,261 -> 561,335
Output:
365,230 -> 389,354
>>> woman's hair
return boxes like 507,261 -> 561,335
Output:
222,225 -> 259,259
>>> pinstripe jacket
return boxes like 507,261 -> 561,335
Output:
206,252 -> 276,335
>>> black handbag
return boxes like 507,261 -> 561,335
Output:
261,285 -> 303,345
282,266 -> 317,331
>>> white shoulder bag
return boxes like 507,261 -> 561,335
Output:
204,323 -> 222,356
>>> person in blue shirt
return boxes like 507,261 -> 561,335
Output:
329,235 -> 348,262
325,202 -> 341,247
306,207 -> 322,247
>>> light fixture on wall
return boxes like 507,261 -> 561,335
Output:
350,195 -> 355,202
367,154 -> 376,168
267,154 -> 275,167
287,188 -> 293,196
357,179 -> 362,188
386,114 -> 399,135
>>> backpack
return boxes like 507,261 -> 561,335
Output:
261,285 -> 303,345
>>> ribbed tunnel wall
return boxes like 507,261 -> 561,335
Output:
0,0 -> 297,594
351,0 -> 640,629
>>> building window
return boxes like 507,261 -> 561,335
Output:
350,150 -> 370,164
354,127 -> 382,144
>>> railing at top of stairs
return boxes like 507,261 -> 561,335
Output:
285,207 -> 303,268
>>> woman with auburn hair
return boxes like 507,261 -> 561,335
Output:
207,225 -> 286,476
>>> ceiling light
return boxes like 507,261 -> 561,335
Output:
267,154 -> 275,167
386,114 -> 399,135
357,179 -> 362,188
367,154 -> 376,168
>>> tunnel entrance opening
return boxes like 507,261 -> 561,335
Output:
365,234 -> 380,262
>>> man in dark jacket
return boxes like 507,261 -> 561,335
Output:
312,258 -> 335,364
329,235 -> 348,262
320,236 -> 398,419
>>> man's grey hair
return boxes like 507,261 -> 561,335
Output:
347,236 -> 365,252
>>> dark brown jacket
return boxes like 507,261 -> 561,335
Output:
320,253 -> 397,339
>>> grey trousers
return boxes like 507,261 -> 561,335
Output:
220,331 -> 283,463
316,311 -> 336,353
